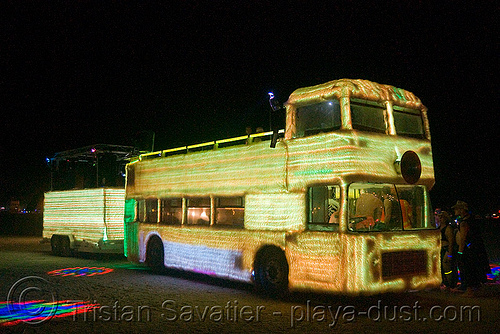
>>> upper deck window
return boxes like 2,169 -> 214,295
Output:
351,100 -> 386,133
393,106 -> 426,139
295,100 -> 341,137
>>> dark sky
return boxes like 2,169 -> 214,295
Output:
1,1 -> 498,213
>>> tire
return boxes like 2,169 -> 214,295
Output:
51,235 -> 72,257
59,236 -> 72,257
254,247 -> 289,297
51,235 -> 61,256
146,236 -> 165,273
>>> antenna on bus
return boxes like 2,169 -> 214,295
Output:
268,92 -> 283,148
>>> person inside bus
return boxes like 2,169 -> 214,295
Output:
196,209 -> 211,225
353,189 -> 383,230
381,188 -> 412,230
327,196 -> 339,230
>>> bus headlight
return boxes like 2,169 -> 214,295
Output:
394,151 -> 421,184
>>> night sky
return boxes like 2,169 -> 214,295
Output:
1,2 -> 498,214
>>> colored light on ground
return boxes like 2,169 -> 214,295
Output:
47,267 -> 113,277
0,300 -> 98,327
487,263 -> 500,282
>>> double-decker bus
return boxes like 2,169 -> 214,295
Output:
124,78 -> 440,295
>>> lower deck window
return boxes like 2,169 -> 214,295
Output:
307,185 -> 340,231
187,198 -> 211,225
145,198 -> 158,223
161,198 -> 182,225
215,197 -> 244,228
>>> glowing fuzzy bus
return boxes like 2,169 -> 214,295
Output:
124,79 -> 440,295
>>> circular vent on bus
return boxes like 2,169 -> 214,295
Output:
395,151 -> 422,184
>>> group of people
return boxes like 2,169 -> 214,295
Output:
437,200 -> 491,296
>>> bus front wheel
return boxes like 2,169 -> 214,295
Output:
254,247 -> 289,297
146,236 -> 165,273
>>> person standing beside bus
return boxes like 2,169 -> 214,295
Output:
454,200 -> 490,295
437,210 -> 458,289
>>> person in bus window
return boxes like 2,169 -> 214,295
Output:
327,186 -> 340,225
328,197 -> 339,225
354,190 -> 383,229
381,187 -> 412,230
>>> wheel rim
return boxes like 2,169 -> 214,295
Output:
265,259 -> 283,284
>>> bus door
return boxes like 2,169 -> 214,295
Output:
286,185 -> 345,290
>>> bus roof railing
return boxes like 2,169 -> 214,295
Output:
137,129 -> 285,161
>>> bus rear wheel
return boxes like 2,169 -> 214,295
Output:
254,247 -> 289,297
146,236 -> 165,273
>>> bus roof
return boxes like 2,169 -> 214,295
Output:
286,78 -> 425,111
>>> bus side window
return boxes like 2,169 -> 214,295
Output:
187,198 -> 211,225
145,198 -> 158,224
307,185 -> 340,231
160,198 -> 182,225
215,197 -> 244,228
137,199 -> 145,222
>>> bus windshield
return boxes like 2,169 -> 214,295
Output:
348,183 -> 433,232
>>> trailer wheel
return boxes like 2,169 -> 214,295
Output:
146,236 -> 165,273
254,246 -> 289,297
59,236 -> 72,257
51,235 -> 61,256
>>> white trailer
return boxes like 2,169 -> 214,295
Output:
43,188 -> 125,255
